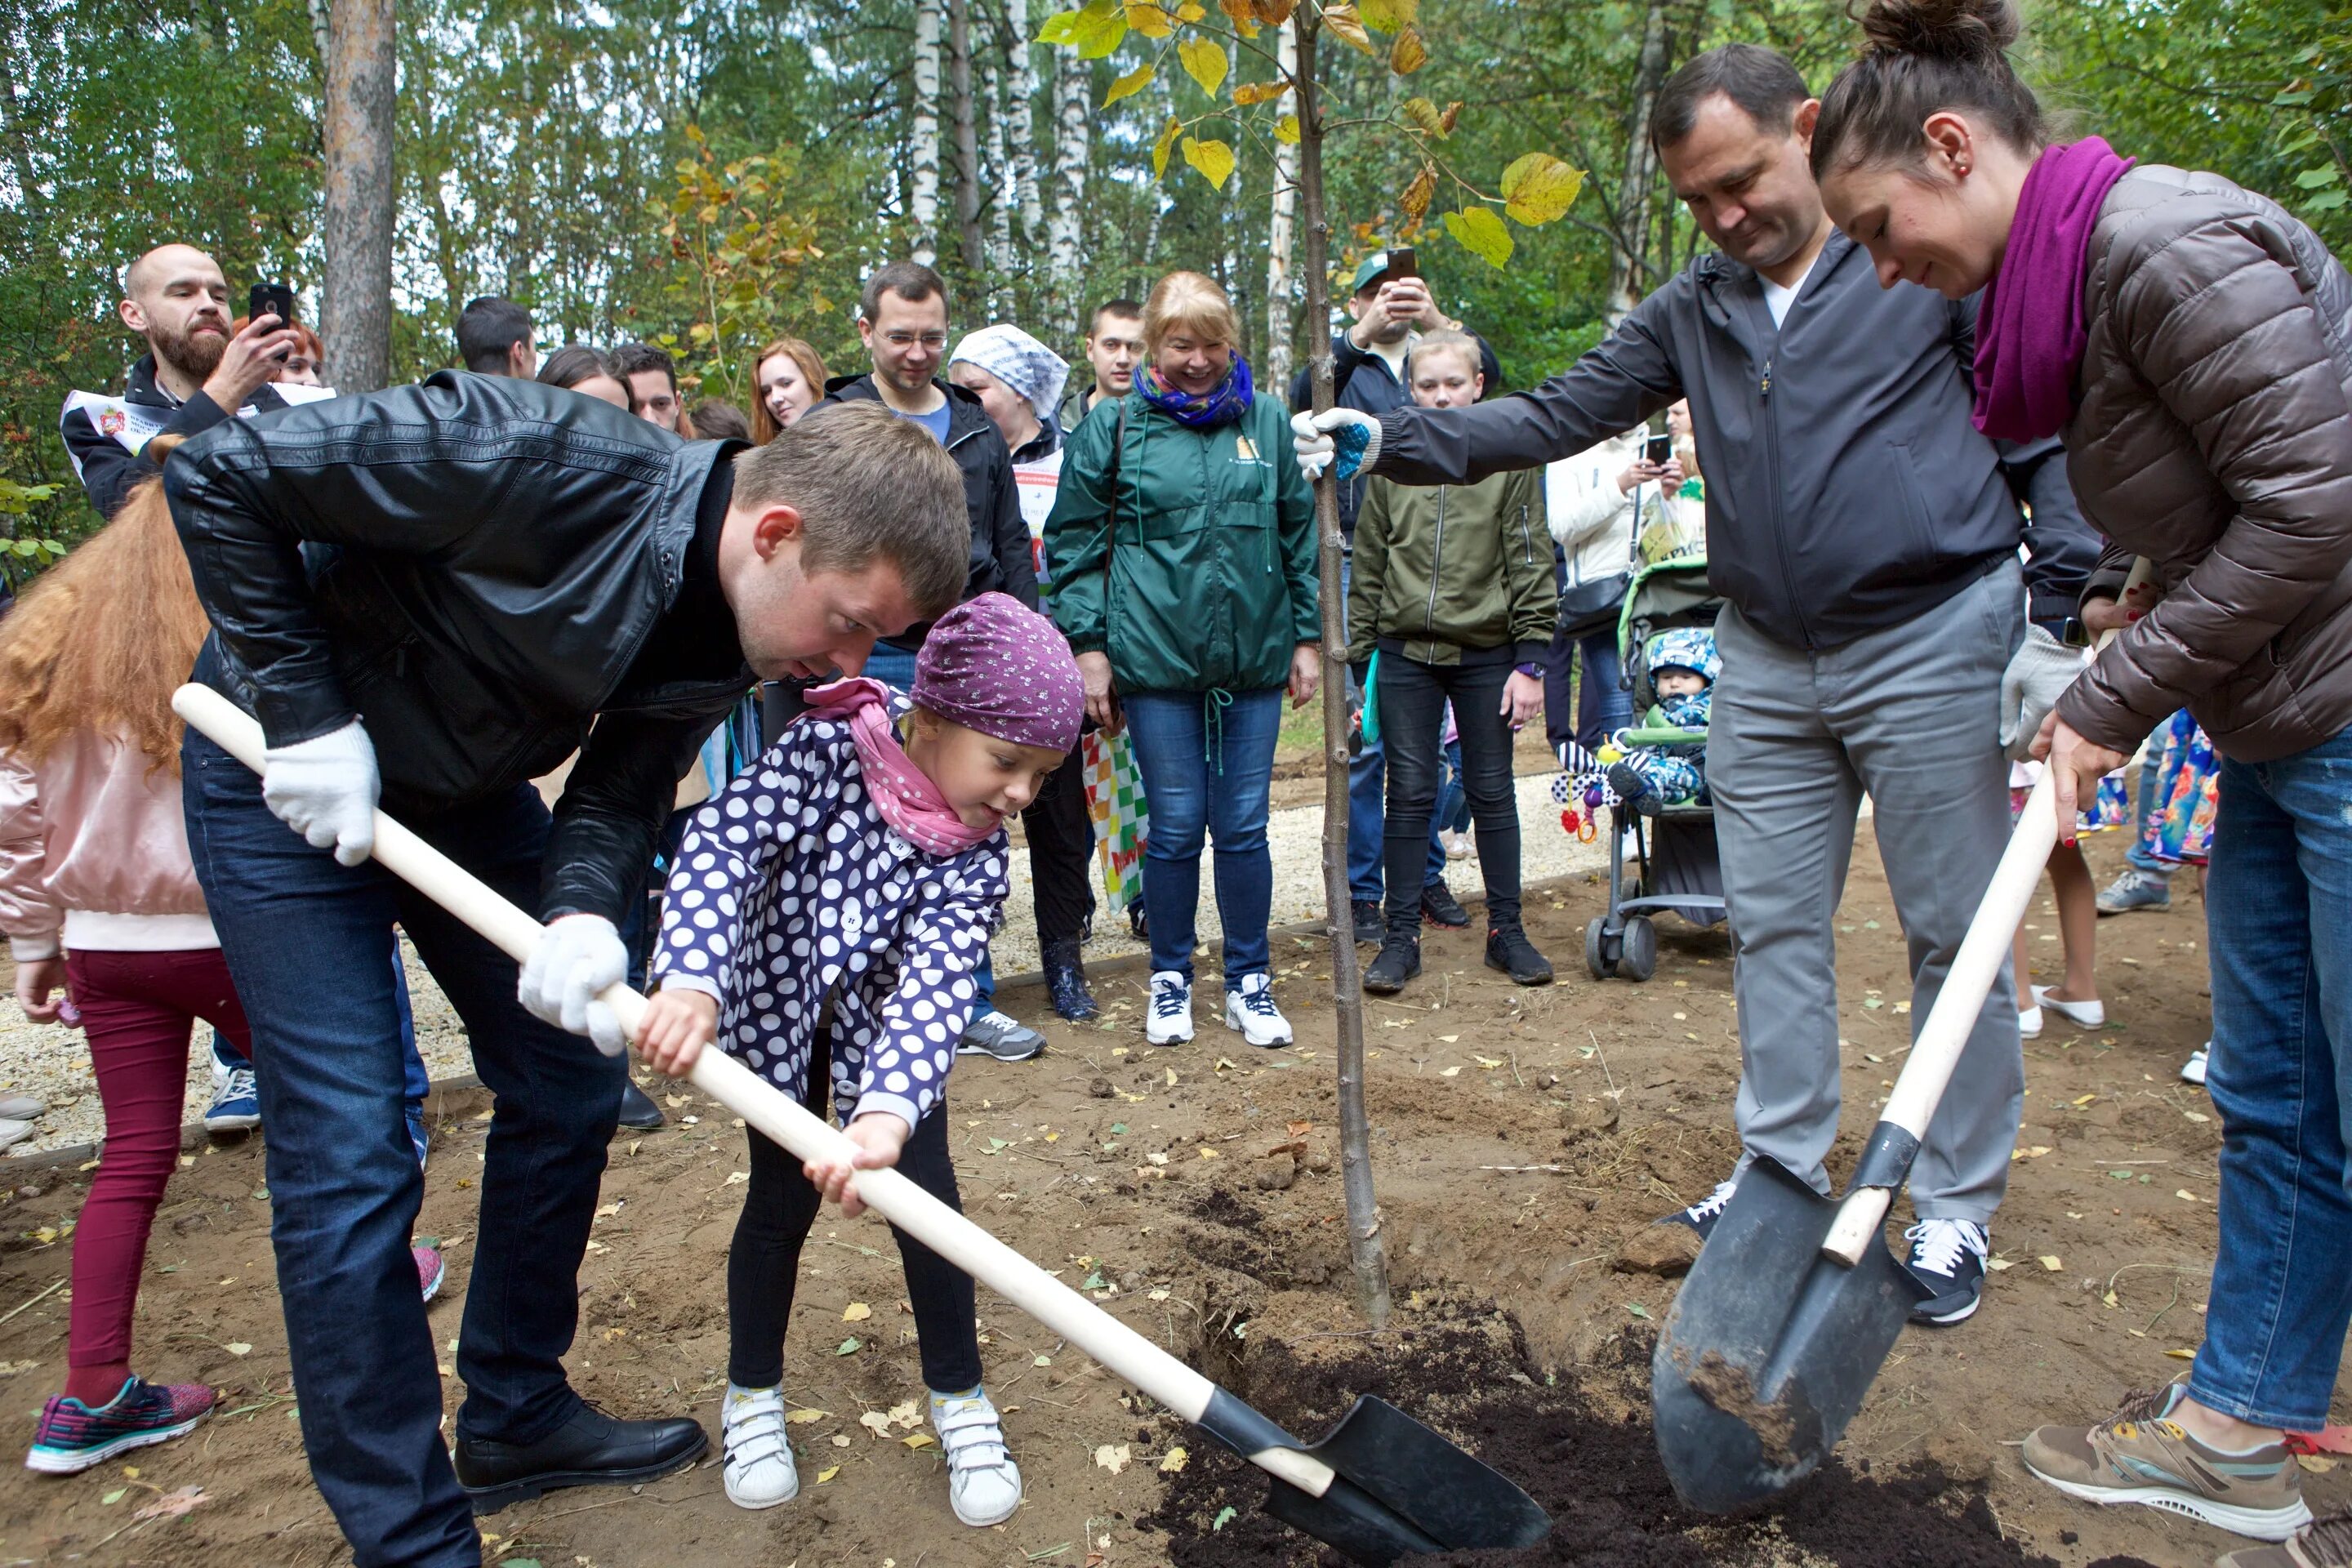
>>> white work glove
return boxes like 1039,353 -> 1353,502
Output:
1291,408 -> 1383,483
518,914 -> 629,1056
1999,624 -> 2087,762
261,719 -> 381,867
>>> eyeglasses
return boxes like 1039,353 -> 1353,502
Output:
882,332 -> 948,351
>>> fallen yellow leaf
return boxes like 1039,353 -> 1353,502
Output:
842,1302 -> 873,1322
816,1464 -> 840,1483
902,1432 -> 936,1450
1440,1066 -> 1463,1077
786,1408 -> 828,1424
1197,1146 -> 1220,1159
1160,1446 -> 1190,1472
2038,1255 -> 2065,1271
2166,1348 -> 2198,1360
1095,1442 -> 1131,1475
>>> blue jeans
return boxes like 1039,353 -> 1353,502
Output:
184,732 -> 624,1566
2189,726 -> 2352,1431
1121,688 -> 1281,986
1433,737 -> 1469,837
2126,735 -> 2172,877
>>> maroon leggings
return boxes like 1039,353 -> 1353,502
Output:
63,948 -> 252,1370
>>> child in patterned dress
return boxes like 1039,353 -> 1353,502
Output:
632,593 -> 1082,1525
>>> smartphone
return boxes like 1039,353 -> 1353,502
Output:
1387,246 -> 1418,282
249,282 -> 298,327
1645,432 -> 1673,466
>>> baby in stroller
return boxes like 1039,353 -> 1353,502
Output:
1605,626 -> 1717,814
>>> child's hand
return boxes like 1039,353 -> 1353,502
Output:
805,1111 -> 911,1218
635,987 -> 719,1076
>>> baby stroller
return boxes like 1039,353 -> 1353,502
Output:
1555,553 -> 1726,981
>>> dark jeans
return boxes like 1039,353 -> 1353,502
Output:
1121,688 -> 1280,985
728,1033 -> 981,1394
1378,654 -> 1523,936
184,731 -> 623,1568
1544,617 -> 1632,754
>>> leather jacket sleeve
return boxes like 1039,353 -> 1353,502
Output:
541,705 -> 732,923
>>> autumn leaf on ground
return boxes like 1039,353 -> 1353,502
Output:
1096,1442 -> 1132,1474
860,1409 -> 893,1437
134,1485 -> 210,1521
1286,1120 -> 1312,1140
785,1407 -> 828,1424
842,1302 -> 873,1322
887,1399 -> 922,1429
1161,1446 -> 1190,1472
1177,36 -> 1228,97
816,1463 -> 840,1482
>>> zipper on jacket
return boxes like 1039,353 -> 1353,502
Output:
1757,352 -> 1817,650
1424,486 -> 1447,638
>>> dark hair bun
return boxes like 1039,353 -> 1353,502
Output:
1855,0 -> 2019,62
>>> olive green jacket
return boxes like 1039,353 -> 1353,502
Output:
1348,467 -> 1554,666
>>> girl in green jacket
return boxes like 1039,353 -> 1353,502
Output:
1044,272 -> 1321,1051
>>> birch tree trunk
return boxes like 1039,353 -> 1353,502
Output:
1294,9 -> 1390,1329
982,45 -> 1013,313
911,0 -> 944,266
947,0 -> 987,278
1045,45 -> 1089,336
1000,0 -> 1045,252
320,0 -> 396,393
1605,0 -> 1671,323
1263,19 -> 1300,387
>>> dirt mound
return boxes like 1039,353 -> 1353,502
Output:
1145,1294 -> 2060,1568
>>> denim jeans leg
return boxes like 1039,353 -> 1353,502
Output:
1202,688 -> 1281,984
181,733 -> 479,1568
1576,630 -> 1632,751
1121,693 -> 1208,982
1428,737 -> 1464,887
1377,657 -> 1447,937
2125,737 -> 2172,877
391,785 -> 626,1447
2190,735 -> 2352,1431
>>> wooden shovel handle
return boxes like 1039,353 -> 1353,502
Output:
171,684 -> 1339,1497
1820,559 -> 2152,1266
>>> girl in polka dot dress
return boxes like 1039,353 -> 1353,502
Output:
633,593 -> 1083,1525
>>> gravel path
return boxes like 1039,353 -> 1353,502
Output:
0,770 -> 1610,1160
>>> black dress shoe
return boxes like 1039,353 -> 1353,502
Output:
454,1402 -> 707,1513
1042,938 -> 1100,1022
617,1077 -> 666,1131
1419,880 -> 1471,929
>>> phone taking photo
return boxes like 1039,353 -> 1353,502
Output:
248,283 -> 297,328
1645,432 -> 1673,466
1387,246 -> 1418,283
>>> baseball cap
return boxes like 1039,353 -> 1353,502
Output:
1350,252 -> 1396,296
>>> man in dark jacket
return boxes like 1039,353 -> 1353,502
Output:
166,376 -> 969,1565
822,261 -> 1049,1062
1290,252 -> 1504,940
1298,47 -> 2038,1328
61,243 -> 299,521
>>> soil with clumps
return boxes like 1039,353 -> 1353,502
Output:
1,829 -> 2346,1566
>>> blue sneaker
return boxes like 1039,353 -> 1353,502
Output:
204,1040 -> 260,1134
2096,868 -> 2172,915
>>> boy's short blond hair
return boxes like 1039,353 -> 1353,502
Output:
1142,270 -> 1242,358
1407,329 -> 1482,380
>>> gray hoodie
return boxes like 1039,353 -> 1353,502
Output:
1370,231 -> 2023,651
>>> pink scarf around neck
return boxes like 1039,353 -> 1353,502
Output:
1971,136 -> 2135,442
800,678 -> 998,858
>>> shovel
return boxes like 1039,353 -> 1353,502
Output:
173,683 -> 1549,1566
1651,568 -> 2149,1515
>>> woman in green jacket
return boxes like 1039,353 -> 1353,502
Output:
1045,271 -> 1320,1051
1348,332 -> 1557,996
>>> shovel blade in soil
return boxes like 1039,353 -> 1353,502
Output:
1650,1156 -> 1927,1514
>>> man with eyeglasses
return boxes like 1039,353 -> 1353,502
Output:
819,261 -> 1054,1065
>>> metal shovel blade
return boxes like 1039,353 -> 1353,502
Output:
1253,1395 -> 1552,1564
1650,1157 -> 1928,1514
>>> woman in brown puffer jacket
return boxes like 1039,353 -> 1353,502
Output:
1810,0 -> 2352,1557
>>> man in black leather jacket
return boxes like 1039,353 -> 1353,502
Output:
166,375 -> 969,1565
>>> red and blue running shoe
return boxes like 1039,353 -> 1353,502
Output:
25,1377 -> 216,1475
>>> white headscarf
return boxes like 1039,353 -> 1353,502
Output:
949,324 -> 1070,426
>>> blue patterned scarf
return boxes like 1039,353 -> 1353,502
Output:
1136,354 -> 1254,429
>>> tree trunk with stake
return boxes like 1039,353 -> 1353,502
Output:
1294,10 -> 1390,1329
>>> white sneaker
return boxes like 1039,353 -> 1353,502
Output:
2031,986 -> 2106,1029
2181,1045 -> 2210,1086
721,1383 -> 799,1510
1223,973 -> 1293,1048
2018,1005 -> 2043,1040
0,1118 -> 32,1152
931,1387 -> 1022,1527
1146,971 -> 1193,1045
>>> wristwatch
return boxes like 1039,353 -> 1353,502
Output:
1513,662 -> 1544,679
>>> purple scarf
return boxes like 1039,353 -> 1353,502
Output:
1972,136 -> 2136,441
1136,354 -> 1255,428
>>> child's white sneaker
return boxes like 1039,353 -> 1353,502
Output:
1223,972 -> 1293,1047
1146,971 -> 1193,1045
931,1386 -> 1022,1526
721,1383 -> 799,1510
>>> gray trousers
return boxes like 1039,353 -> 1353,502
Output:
1709,559 -> 2025,1223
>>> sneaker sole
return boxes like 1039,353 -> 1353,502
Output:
2095,901 -> 2170,916
956,1040 -> 1045,1062
1222,1006 -> 1293,1048
1145,1024 -> 1193,1046
724,1473 -> 800,1510
2022,1466 -> 2312,1541
26,1414 -> 205,1474
460,1435 -> 709,1513
203,1111 -> 261,1134
1909,1290 -> 1981,1325
1484,955 -> 1554,986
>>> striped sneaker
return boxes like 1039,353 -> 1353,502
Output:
2023,1383 -> 2312,1541
26,1377 -> 216,1475
416,1244 -> 446,1303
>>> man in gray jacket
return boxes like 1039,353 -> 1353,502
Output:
1298,45 -> 2032,1326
